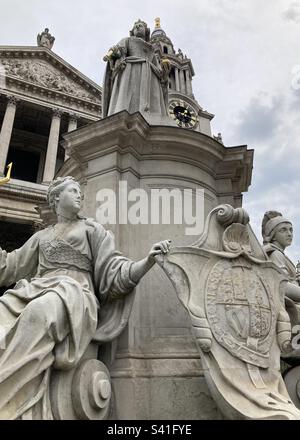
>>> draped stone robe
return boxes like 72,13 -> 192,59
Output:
264,242 -> 300,327
102,36 -> 168,118
0,218 -> 137,419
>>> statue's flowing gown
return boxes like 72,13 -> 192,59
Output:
0,219 -> 136,419
102,36 -> 168,118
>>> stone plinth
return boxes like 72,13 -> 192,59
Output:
58,110 -> 253,419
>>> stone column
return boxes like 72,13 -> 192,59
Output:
0,96 -> 18,176
179,70 -> 186,94
175,68 -> 180,91
43,109 -> 62,183
68,113 -> 78,133
65,113 -> 78,161
185,70 -> 193,96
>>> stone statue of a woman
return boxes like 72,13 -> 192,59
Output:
0,176 -> 170,419
102,19 -> 171,124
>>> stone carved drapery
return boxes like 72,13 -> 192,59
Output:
156,204 -> 300,420
0,218 -> 137,419
37,29 -> 55,50
102,21 -> 170,120
1,59 -> 99,103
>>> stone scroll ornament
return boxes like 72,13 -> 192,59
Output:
156,204 -> 300,419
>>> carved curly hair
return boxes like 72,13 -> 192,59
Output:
47,176 -> 80,213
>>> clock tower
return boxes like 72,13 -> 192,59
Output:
151,18 -> 215,136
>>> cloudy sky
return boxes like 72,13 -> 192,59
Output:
1,0 -> 300,261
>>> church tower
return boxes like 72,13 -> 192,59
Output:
150,18 -> 214,136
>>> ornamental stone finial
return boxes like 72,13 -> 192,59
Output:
37,28 -> 55,50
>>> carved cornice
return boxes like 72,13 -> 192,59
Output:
60,111 -> 253,197
0,186 -> 47,203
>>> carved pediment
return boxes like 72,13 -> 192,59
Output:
1,57 -> 100,103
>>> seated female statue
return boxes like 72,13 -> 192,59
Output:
0,176 -> 170,419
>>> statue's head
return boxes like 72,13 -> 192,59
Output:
45,28 -> 49,33
262,211 -> 293,249
47,176 -> 81,215
130,19 -> 150,42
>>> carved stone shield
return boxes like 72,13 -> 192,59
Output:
206,257 -> 276,368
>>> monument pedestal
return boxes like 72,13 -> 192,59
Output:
59,110 -> 252,419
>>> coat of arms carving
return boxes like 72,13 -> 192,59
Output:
157,204 -> 300,419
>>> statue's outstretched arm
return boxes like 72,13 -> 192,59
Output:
0,233 -> 39,287
130,240 -> 171,284
88,220 -> 170,301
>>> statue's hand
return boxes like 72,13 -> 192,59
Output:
148,240 -> 171,263
103,45 -> 121,62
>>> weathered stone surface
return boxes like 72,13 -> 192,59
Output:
55,112 -> 253,419
37,28 -> 55,50
0,176 -> 170,419
102,20 -> 172,126
2,58 -> 99,103
261,211 -> 300,406
157,204 -> 300,419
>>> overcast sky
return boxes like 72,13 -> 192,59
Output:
1,0 -> 300,262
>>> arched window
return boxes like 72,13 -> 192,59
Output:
163,46 -> 168,54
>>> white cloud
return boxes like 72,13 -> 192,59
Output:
283,1 -> 300,22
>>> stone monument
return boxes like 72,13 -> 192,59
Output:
0,176 -> 170,419
58,17 -> 253,419
156,204 -> 300,419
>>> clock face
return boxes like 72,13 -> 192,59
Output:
169,100 -> 198,129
